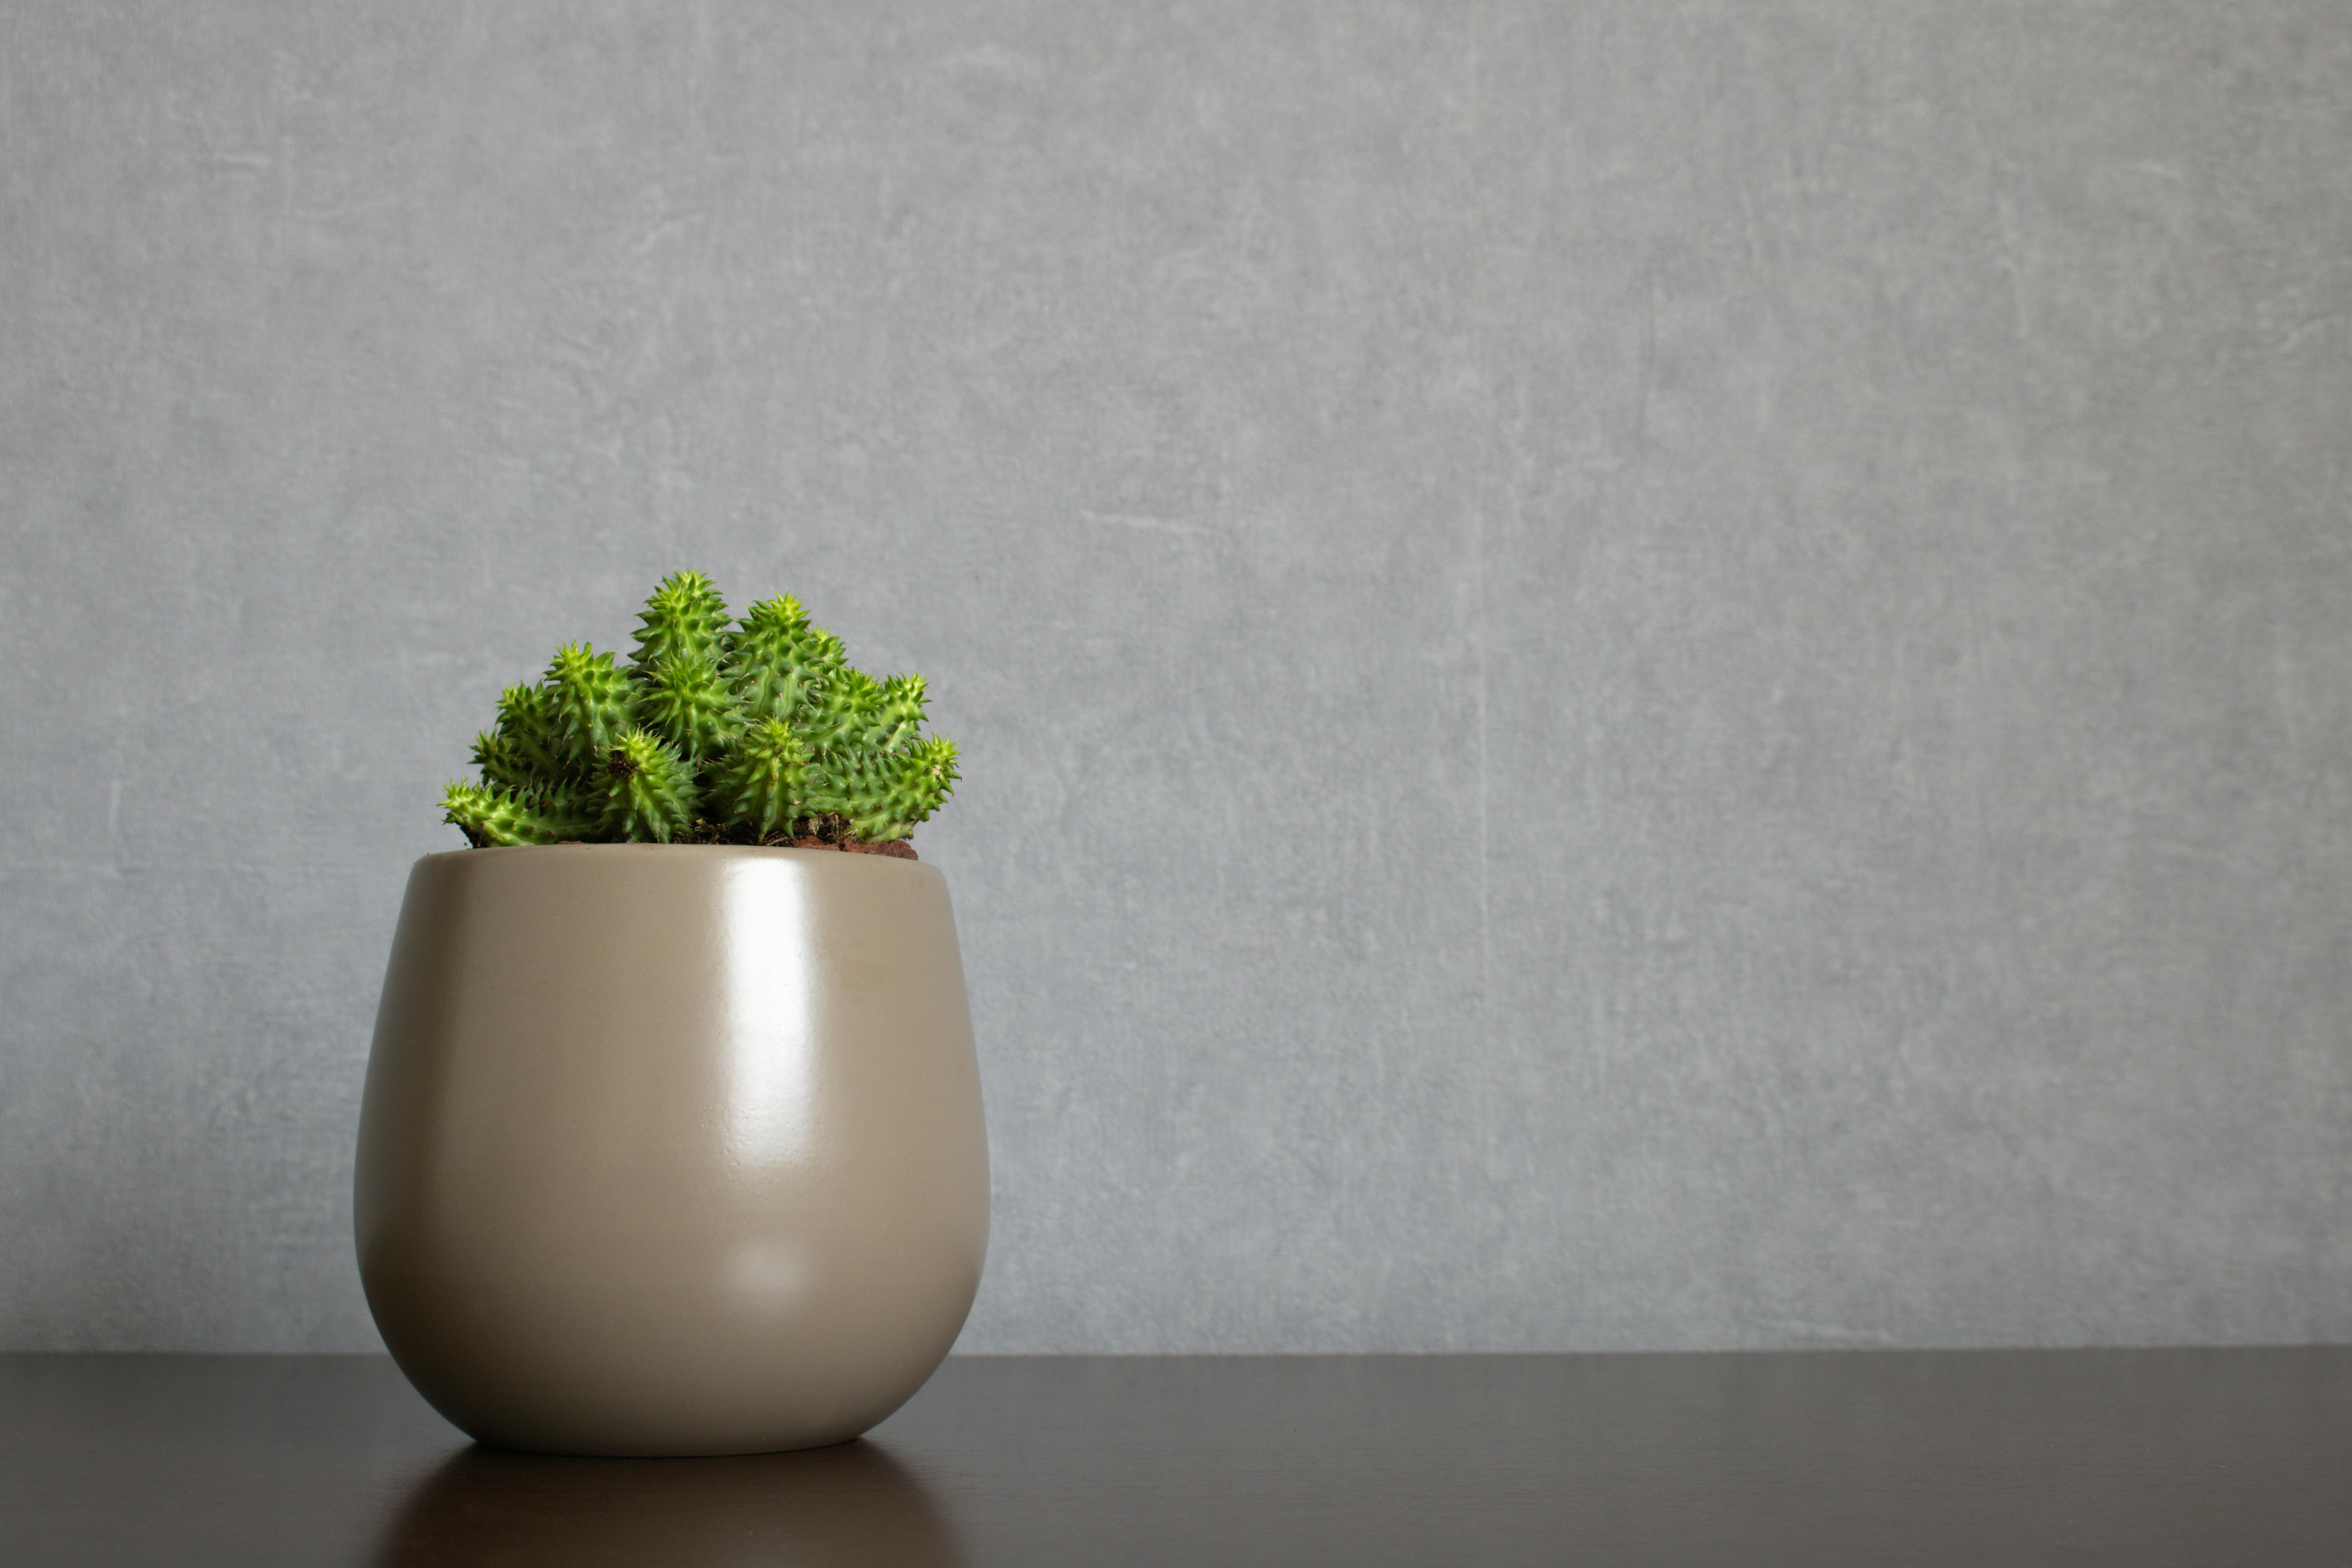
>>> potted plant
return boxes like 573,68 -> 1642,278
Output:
355,573 -> 987,1457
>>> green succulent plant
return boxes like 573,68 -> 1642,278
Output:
441,573 -> 959,849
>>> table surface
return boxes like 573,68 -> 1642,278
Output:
4,1349 -> 2348,1566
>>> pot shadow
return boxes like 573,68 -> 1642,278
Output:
373,1438 -> 967,1568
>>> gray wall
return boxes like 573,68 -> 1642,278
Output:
4,1 -> 2348,1354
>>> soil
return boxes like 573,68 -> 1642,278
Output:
679,811 -> 918,859
546,835 -> 916,858
532,813 -> 914,858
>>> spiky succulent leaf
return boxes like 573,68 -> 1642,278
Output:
637,652 -> 741,761
729,595 -> 845,721
799,666 -> 886,754
630,570 -> 732,677
805,733 -> 959,843
597,727 -> 697,843
544,643 -> 636,765
710,717 -> 812,838
469,730 -> 532,792
534,780 -> 607,838
882,733 -> 960,836
876,673 -> 929,754
492,682 -> 575,784
441,780 -> 601,848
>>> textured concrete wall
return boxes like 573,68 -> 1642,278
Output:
3,2 -> 2347,1353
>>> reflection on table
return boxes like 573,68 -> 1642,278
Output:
376,1439 -> 965,1568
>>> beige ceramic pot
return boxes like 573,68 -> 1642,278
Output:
355,844 -> 988,1457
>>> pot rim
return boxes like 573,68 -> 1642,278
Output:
414,842 -> 929,867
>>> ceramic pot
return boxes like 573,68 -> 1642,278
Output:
354,844 -> 988,1456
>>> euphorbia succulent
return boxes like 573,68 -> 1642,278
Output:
441,573 -> 958,848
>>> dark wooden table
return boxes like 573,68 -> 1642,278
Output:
4,1349 -> 2348,1565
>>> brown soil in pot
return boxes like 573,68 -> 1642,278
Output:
668,813 -> 919,858
544,815 -> 918,859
